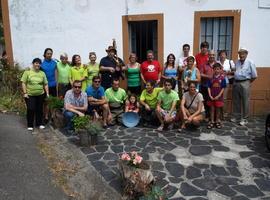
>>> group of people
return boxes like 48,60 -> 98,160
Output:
21,41 -> 257,132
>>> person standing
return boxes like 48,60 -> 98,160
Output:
99,46 -> 125,90
195,41 -> 209,71
231,47 -> 257,126
41,48 -> 57,123
69,54 -> 88,92
162,53 -> 178,90
178,44 -> 191,95
86,52 -> 100,87
57,53 -> 71,97
126,53 -> 141,95
200,50 -> 216,121
140,50 -> 162,85
21,58 -> 49,131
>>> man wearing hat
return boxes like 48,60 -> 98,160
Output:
231,47 -> 257,126
99,45 -> 125,90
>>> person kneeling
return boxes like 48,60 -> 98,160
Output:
156,79 -> 179,131
63,80 -> 88,133
179,82 -> 204,131
105,78 -> 127,125
86,76 -> 110,128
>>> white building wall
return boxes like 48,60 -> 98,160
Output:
7,0 -> 270,67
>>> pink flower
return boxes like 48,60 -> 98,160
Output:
131,151 -> 138,157
135,155 -> 143,164
121,153 -> 131,161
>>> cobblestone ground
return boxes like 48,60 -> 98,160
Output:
61,118 -> 270,200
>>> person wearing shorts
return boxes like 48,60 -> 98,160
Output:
207,63 -> 226,129
156,79 -> 179,131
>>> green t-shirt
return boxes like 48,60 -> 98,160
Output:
57,62 -> 71,84
21,69 -> 48,96
157,90 -> 179,111
140,87 -> 163,109
87,62 -> 99,86
127,63 -> 140,87
70,65 -> 88,91
105,88 -> 127,104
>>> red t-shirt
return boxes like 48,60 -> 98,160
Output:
195,53 -> 208,71
141,60 -> 161,81
200,62 -> 214,86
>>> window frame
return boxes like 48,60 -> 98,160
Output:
193,10 -> 241,61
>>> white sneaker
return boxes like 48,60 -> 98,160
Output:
27,127 -> 33,131
230,118 -> 237,123
39,125 -> 45,129
239,119 -> 248,126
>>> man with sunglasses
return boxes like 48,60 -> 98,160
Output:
63,80 -> 88,132
86,76 -> 110,127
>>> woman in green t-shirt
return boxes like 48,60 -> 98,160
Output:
21,58 -> 49,131
125,53 -> 141,95
86,52 -> 99,86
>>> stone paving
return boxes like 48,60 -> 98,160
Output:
61,118 -> 270,200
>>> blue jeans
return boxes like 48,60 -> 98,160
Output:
63,111 -> 76,130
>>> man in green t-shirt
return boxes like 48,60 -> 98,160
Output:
156,79 -> 179,131
105,78 -> 127,124
140,80 -> 162,125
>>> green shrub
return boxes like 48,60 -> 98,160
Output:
139,186 -> 168,200
47,96 -> 64,109
72,115 -> 91,131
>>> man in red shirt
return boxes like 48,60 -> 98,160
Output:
140,50 -> 162,85
195,41 -> 209,71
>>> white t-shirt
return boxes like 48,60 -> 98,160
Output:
178,56 -> 188,68
220,59 -> 235,80
183,92 -> 205,114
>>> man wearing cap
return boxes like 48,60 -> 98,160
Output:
231,47 -> 257,126
99,45 -> 125,90
140,50 -> 162,85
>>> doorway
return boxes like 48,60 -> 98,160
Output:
128,20 -> 157,63
122,13 -> 164,65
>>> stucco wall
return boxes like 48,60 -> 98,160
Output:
7,0 -> 270,67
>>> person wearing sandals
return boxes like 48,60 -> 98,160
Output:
156,79 -> 179,131
207,63 -> 226,129
179,82 -> 204,131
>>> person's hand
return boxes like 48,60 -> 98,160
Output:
164,114 -> 171,121
156,106 -> 161,112
78,112 -> 85,117
46,94 -> 50,98
109,67 -> 115,73
187,116 -> 193,123
115,66 -> 121,71
214,96 -> 219,100
145,104 -> 151,111
156,79 -> 160,84
23,93 -> 29,98
210,95 -> 214,100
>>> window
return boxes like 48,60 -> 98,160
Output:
193,10 -> 241,61
200,17 -> 233,58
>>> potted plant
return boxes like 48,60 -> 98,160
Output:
139,186 -> 168,200
119,151 -> 154,199
47,96 -> 65,128
85,121 -> 102,145
72,115 -> 91,146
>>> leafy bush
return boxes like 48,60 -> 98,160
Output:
139,186 -> 168,200
72,115 -> 91,131
47,96 -> 64,109
85,121 -> 102,135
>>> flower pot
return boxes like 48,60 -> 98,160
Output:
119,160 -> 154,199
90,134 -> 98,146
77,129 -> 89,146
51,108 -> 65,128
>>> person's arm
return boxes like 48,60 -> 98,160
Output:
44,84 -> 49,97
134,102 -> 140,113
190,101 -> 203,119
21,82 -> 29,98
161,65 -> 167,79
125,100 -> 129,112
180,97 -> 187,119
65,103 -> 85,116
69,69 -> 73,86
156,99 -> 162,112
55,67 -> 58,96
250,61 -> 257,83
208,87 -> 213,100
168,100 -> 177,116
88,96 -> 106,105
157,63 -> 162,84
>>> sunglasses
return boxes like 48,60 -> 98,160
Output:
73,86 -> 82,89
165,84 -> 172,86
94,80 -> 101,83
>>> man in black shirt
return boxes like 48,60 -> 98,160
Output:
99,46 -> 125,89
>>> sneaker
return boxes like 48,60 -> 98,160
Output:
239,119 -> 248,126
230,118 -> 237,123
27,127 -> 33,131
39,125 -> 45,129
